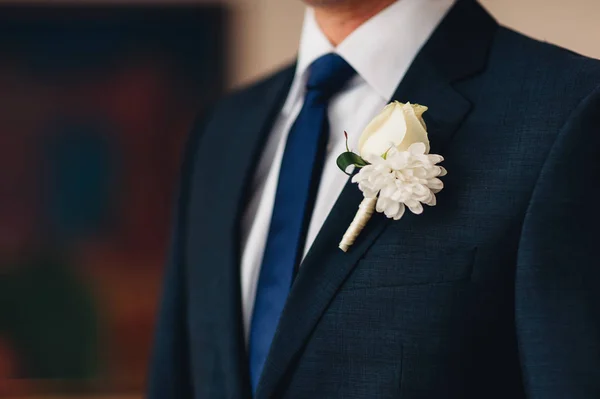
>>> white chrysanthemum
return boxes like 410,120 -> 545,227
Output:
351,142 -> 447,220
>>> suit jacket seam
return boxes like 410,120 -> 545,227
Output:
516,83 -> 600,247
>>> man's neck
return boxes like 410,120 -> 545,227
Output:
313,0 -> 398,46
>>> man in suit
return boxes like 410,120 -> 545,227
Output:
149,0 -> 600,397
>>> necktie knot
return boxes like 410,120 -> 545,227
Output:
306,53 -> 355,101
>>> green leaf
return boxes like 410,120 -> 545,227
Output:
336,152 -> 369,175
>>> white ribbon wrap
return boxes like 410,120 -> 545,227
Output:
338,197 -> 377,252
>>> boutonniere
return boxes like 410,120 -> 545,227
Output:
336,101 -> 447,252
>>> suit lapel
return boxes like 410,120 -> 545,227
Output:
256,1 -> 498,397
187,66 -> 295,399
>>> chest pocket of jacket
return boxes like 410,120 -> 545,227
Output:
344,244 -> 477,290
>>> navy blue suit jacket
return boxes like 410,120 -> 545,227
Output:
148,1 -> 600,398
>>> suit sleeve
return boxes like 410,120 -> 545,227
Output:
147,110 -> 211,399
516,85 -> 600,398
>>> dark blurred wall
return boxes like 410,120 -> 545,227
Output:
0,5 -> 226,396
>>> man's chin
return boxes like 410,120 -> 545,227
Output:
302,0 -> 353,7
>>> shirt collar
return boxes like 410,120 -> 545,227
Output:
286,0 -> 456,112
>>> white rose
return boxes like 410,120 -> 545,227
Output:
358,101 -> 430,158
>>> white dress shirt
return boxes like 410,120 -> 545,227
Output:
240,0 -> 456,336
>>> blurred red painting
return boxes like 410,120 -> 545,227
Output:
0,4 -> 226,397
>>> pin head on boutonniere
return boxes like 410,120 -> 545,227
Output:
336,101 -> 447,252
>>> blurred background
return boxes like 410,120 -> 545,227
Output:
0,0 -> 598,398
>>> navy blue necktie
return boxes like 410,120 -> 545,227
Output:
248,54 -> 356,392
